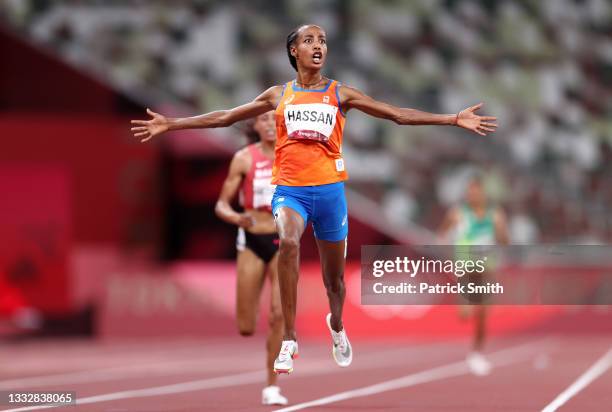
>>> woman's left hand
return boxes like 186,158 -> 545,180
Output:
456,103 -> 498,136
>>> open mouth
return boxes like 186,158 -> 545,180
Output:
313,52 -> 322,63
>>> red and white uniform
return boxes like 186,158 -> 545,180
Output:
240,143 -> 275,212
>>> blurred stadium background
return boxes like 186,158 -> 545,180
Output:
1,0 -> 611,352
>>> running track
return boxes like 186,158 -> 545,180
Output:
0,334 -> 610,411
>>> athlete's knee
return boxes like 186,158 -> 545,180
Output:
323,273 -> 345,295
268,309 -> 284,329
279,236 -> 300,256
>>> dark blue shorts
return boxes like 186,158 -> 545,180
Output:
271,182 -> 348,242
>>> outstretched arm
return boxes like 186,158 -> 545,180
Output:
131,85 -> 283,142
214,150 -> 255,228
339,85 -> 497,136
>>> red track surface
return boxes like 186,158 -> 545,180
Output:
0,334 -> 610,412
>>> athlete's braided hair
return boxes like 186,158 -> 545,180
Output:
286,25 -> 306,72
243,118 -> 260,143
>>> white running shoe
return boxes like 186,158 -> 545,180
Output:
466,352 -> 492,376
326,313 -> 352,367
273,340 -> 298,374
262,385 -> 288,406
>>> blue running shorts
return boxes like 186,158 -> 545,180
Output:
271,182 -> 348,242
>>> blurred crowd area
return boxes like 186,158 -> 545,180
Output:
2,0 -> 611,243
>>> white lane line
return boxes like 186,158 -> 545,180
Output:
0,357 -> 262,390
0,341 -> 296,389
541,346 -> 612,412
0,369 -> 264,412
0,341 -> 252,376
0,342 -> 461,412
0,340 -> 465,391
273,339 -> 553,412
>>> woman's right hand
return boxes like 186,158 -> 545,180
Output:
236,213 -> 255,228
130,108 -> 170,142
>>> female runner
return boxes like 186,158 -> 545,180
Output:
439,175 -> 509,376
131,24 -> 498,375
214,111 -> 287,404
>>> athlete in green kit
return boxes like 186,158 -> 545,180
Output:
439,175 -> 509,375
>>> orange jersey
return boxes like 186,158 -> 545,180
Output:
272,79 -> 348,186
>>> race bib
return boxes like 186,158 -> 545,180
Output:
284,103 -> 338,142
253,169 -> 275,209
